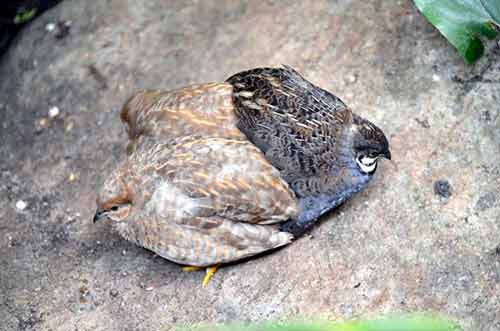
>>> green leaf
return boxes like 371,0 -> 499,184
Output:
13,8 -> 37,24
414,0 -> 499,63
481,0 -> 500,24
188,314 -> 462,331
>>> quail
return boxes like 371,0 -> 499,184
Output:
94,66 -> 391,285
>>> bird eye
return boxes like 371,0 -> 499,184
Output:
110,205 -> 119,211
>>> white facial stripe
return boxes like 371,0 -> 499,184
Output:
356,156 -> 377,173
361,156 -> 377,166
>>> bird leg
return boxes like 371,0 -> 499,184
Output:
182,266 -> 203,272
182,265 -> 220,287
202,265 -> 219,287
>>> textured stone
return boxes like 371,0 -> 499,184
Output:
434,179 -> 452,198
0,1 -> 499,331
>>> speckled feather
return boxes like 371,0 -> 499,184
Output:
121,83 -> 246,154
104,84 -> 299,266
227,67 -> 389,234
97,66 -> 390,266
227,66 -> 353,195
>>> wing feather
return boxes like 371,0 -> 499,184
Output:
120,83 -> 246,153
132,137 -> 299,225
122,137 -> 299,266
226,66 -> 353,182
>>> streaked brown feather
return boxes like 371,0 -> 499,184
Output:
98,66 -> 390,266
120,83 -> 246,153
102,83 -> 301,266
129,137 -> 299,224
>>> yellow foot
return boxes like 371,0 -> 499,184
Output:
202,265 -> 219,287
181,265 -> 220,287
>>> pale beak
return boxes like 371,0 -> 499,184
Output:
93,209 -> 107,223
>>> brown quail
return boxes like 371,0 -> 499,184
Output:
94,66 -> 390,285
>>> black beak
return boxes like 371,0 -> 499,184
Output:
93,210 -> 106,223
380,139 -> 391,160
383,149 -> 391,160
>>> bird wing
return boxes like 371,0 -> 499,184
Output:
120,83 -> 247,153
124,137 -> 299,266
226,66 -> 353,181
132,136 -> 300,226
127,212 -> 294,266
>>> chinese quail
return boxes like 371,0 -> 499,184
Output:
94,66 -> 391,285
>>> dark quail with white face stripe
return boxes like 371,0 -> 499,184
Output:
227,66 -> 391,236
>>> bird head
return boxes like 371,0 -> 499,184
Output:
349,115 -> 391,175
93,172 -> 132,223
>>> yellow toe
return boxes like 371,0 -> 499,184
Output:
182,266 -> 203,272
202,265 -> 219,287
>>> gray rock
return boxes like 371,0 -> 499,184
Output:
476,192 -> 497,211
0,1 -> 499,331
434,180 -> 452,198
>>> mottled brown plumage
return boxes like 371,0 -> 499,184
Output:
94,66 -> 390,271
121,83 -> 247,154
97,82 -> 299,266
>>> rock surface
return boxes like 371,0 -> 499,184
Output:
0,1 -> 499,330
